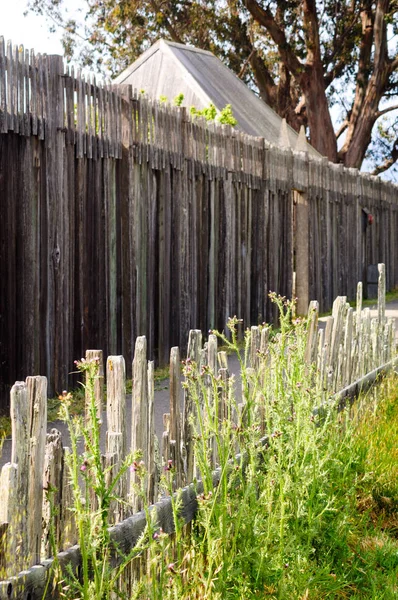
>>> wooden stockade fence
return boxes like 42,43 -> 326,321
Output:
0,39 -> 398,408
0,265 -> 396,599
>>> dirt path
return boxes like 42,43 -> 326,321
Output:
0,353 -> 242,467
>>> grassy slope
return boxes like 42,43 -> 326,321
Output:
347,374 -> 398,599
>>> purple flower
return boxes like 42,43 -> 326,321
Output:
168,563 -> 176,573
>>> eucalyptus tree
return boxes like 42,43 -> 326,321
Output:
26,0 -> 398,176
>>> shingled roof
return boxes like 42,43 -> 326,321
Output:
114,39 -> 321,158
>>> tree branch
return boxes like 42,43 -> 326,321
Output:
302,0 -> 322,66
376,104 -> 398,118
228,9 -> 278,107
294,96 -> 306,116
243,0 -> 303,77
371,136 -> 398,175
238,48 -> 256,78
389,54 -> 398,72
323,11 -> 360,87
323,11 -> 357,69
373,0 -> 389,71
339,1 -> 373,154
249,50 -> 277,106
324,58 -> 348,88
336,120 -> 349,139
148,0 -> 184,44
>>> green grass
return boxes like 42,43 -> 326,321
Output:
319,288 -> 398,318
0,415 -> 11,439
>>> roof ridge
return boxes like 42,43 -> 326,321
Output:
161,39 -> 214,57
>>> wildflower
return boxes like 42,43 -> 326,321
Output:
271,430 -> 282,439
153,527 -> 164,540
130,460 -> 142,473
59,390 -> 72,403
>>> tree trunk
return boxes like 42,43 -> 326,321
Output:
301,65 -> 337,161
342,67 -> 389,168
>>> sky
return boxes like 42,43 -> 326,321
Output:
1,0 -> 70,56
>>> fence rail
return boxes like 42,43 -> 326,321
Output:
0,39 -> 398,407
0,265 -> 395,599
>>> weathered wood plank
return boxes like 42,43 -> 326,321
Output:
106,355 -> 126,458
183,330 -> 202,483
42,429 -> 63,558
130,336 -> 149,512
0,37 -> 6,133
169,347 -> 182,487
27,376 -> 47,567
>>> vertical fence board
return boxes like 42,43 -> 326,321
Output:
0,41 -> 397,408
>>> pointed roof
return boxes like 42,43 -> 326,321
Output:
114,39 -> 321,158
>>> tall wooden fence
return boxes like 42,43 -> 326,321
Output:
0,39 -> 397,405
0,266 -> 396,599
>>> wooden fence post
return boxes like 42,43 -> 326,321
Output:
169,347 -> 182,487
250,326 -> 261,369
183,330 -> 202,484
106,355 -> 126,457
294,190 -> 309,315
59,446 -> 77,549
130,336 -> 148,512
7,381 -> 30,572
106,355 -> 127,522
42,429 -> 63,558
0,464 -> 17,576
27,376 -> 47,566
147,360 -> 157,503
305,301 -> 319,364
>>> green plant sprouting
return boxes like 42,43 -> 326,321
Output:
189,102 -> 237,126
173,93 -> 184,107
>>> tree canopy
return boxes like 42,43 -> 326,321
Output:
26,0 -> 398,177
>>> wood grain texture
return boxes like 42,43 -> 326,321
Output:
0,46 -> 397,413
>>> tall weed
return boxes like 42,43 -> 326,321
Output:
47,299 -> 398,599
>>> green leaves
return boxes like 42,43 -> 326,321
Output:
190,102 -> 238,126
